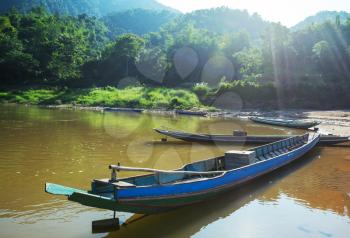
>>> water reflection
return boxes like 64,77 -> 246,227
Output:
0,104 -> 349,238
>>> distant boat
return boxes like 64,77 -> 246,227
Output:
104,107 -> 144,113
45,133 -> 319,214
154,128 -> 349,146
175,110 -> 207,116
250,117 -> 319,129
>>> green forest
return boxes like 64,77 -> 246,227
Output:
1,5 -> 350,109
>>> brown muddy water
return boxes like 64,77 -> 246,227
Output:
0,104 -> 349,238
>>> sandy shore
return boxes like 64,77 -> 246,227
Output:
296,110 -> 350,136
233,110 -> 350,136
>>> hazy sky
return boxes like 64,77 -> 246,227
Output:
158,0 -> 350,27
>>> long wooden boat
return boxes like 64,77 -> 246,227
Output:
154,128 -> 349,145
175,110 -> 207,116
250,117 -> 319,129
45,133 -> 319,214
104,107 -> 144,113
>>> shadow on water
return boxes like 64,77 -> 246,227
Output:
101,149 -> 322,238
148,140 -> 194,146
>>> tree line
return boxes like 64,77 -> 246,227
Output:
1,7 -> 350,108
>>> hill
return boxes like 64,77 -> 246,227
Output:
292,11 -> 350,30
171,8 -> 268,39
0,0 -> 179,16
102,9 -> 178,36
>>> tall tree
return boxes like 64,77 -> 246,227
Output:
95,34 -> 145,85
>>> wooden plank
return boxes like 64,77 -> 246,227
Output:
109,165 -> 224,175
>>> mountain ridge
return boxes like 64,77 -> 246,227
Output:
0,0 -> 180,16
292,10 -> 350,30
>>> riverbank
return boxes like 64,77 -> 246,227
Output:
1,88 -> 349,136
0,87 -> 207,110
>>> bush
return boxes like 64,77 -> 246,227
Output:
0,86 -> 202,109
193,82 -> 210,97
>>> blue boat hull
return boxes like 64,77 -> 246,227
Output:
47,135 -> 320,214
112,135 -> 319,212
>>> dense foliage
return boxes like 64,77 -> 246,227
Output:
1,6 -> 350,109
0,7 -> 109,86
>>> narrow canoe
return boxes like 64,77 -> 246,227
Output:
45,133 -> 320,214
104,107 -> 144,113
154,128 -> 349,145
175,110 -> 207,116
250,117 -> 319,129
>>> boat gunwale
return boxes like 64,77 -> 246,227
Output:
112,133 -> 317,190
116,134 -> 319,202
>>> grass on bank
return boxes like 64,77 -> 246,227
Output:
0,87 -> 204,110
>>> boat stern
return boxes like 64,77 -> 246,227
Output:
45,183 -> 86,196
45,182 -> 121,211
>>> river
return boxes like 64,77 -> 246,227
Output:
0,104 -> 349,238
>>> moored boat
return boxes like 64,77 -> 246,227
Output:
250,117 -> 319,129
104,107 -> 144,113
154,128 -> 349,145
175,110 -> 207,116
45,133 -> 320,214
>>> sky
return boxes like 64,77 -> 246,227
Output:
157,0 -> 350,27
